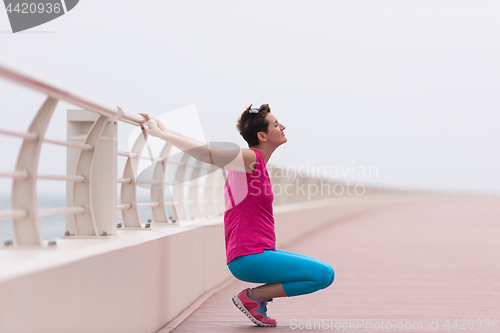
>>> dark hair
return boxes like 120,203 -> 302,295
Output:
236,104 -> 271,147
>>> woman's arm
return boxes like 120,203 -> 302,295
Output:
140,114 -> 256,173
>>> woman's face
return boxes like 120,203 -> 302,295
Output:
263,113 -> 287,146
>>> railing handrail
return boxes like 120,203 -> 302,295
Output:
0,60 -> 207,145
0,59 -> 142,125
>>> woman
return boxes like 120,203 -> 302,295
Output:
140,104 -> 334,328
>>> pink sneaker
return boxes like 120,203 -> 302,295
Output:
232,288 -> 277,327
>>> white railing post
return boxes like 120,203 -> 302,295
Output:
119,130 -> 147,229
151,142 -> 173,223
171,154 -> 191,224
187,160 -> 203,219
212,169 -> 226,216
66,109 -> 117,237
11,96 -> 58,245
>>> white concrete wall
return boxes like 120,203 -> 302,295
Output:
0,194 -> 458,333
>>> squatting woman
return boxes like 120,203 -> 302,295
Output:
140,104 -> 334,327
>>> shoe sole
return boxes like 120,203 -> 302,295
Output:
232,295 -> 277,327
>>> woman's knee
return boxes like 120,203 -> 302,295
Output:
317,264 -> 335,289
327,265 -> 335,286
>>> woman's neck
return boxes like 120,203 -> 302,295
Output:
250,145 -> 276,165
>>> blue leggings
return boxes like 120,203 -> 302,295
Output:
227,249 -> 335,297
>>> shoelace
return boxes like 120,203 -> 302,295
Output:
256,299 -> 273,317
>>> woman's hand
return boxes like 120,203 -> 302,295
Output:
153,117 -> 171,134
139,113 -> 164,138
139,113 -> 170,133
139,113 -> 151,121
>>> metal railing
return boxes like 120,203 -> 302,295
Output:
0,60 -> 203,245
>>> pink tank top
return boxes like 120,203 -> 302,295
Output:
223,149 -> 276,264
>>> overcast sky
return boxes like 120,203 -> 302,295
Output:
0,0 -> 499,196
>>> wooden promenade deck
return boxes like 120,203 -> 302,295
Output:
168,198 -> 500,332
